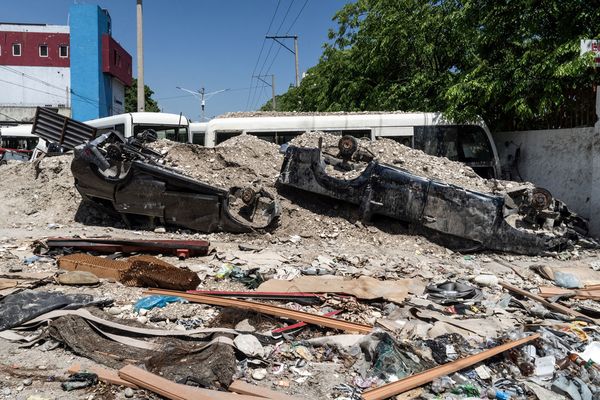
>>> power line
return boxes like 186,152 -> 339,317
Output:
250,0 -> 297,110
246,0 -> 282,110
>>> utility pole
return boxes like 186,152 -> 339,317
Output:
266,35 -> 299,87
253,75 -> 276,110
136,0 -> 145,112
176,86 -> 230,120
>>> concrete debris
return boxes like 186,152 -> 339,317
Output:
2,118 -> 600,400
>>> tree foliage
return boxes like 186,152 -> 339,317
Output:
125,78 -> 160,113
269,0 -> 600,131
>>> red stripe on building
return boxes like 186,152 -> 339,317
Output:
0,31 -> 70,67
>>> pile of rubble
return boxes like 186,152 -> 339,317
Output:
1,121 -> 600,399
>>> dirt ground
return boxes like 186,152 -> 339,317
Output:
0,134 -> 599,400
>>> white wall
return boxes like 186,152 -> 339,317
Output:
0,66 -> 70,107
111,77 -> 125,115
494,127 -> 594,220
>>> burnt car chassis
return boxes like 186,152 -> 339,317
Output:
71,131 -> 280,233
278,138 -> 592,255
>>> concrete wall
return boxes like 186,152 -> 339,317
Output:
0,106 -> 70,124
494,127 -> 595,221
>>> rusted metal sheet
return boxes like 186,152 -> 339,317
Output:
47,237 -> 210,259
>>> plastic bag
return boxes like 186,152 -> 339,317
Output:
134,295 -> 187,312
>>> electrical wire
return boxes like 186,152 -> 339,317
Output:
245,0 -> 282,110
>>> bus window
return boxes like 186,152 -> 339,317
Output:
323,129 -> 371,139
413,125 -> 492,163
458,125 -> 493,162
216,131 -> 242,144
386,136 -> 412,147
246,131 -> 304,145
1,137 -> 39,150
192,132 -> 205,145
114,123 -> 125,135
133,125 -> 189,143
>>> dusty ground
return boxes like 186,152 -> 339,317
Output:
0,134 -> 598,400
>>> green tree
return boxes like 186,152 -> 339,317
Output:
269,0 -> 599,131
125,78 -> 160,112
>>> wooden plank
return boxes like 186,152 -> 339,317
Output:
68,363 -> 139,389
229,380 -> 305,400
117,365 -> 262,400
500,281 -> 594,321
144,288 -> 372,334
361,333 -> 540,400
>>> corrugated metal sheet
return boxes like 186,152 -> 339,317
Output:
32,107 -> 97,150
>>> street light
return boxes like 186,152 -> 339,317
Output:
176,86 -> 229,121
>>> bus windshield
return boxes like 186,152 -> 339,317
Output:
0,136 -> 39,150
133,125 -> 188,143
413,125 -> 493,163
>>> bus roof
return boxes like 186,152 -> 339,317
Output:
85,112 -> 189,127
0,124 -> 34,137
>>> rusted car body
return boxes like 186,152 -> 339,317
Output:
278,140 -> 590,255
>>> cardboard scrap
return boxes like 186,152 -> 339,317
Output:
531,264 -> 600,287
257,275 -> 425,304
538,286 -> 600,300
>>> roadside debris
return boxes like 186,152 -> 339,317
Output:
58,253 -> 201,290
45,237 -> 210,259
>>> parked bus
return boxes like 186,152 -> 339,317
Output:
0,124 -> 38,162
200,112 -> 501,178
84,112 -> 190,142
189,122 -> 208,145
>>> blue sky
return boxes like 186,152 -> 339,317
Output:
2,0 -> 351,121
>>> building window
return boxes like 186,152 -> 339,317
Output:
12,43 -> 21,56
59,45 -> 68,58
39,44 -> 48,57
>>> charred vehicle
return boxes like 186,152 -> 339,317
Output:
278,136 -> 592,255
31,108 -> 280,233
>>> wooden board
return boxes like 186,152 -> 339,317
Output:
500,281 -> 595,322
361,333 -> 540,400
144,288 -> 373,334
118,365 -> 262,400
538,286 -> 600,300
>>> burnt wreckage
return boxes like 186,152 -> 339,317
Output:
31,108 -> 280,233
278,136 -> 592,255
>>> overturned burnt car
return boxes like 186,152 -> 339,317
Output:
31,108 -> 280,233
278,136 -> 593,255
71,132 -> 280,232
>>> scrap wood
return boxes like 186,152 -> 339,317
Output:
188,290 -> 323,305
361,333 -> 540,400
117,365 -> 262,400
46,237 -> 210,258
538,286 -> 600,300
145,288 -> 373,334
531,264 -> 600,287
68,363 -> 138,389
500,281 -> 596,323
229,380 -> 305,400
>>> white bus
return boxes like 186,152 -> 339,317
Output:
85,112 -> 190,142
189,122 -> 208,145
200,112 -> 501,178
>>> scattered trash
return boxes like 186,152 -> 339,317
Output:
133,295 -> 187,312
61,372 -> 98,391
425,281 -> 483,304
